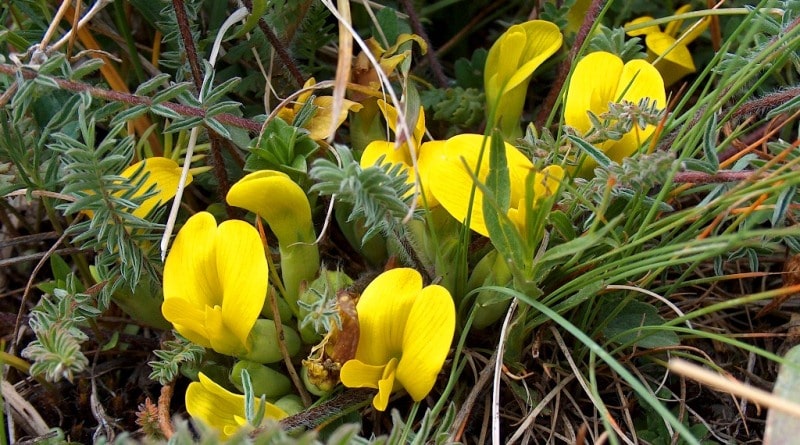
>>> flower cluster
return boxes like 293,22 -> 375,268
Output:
139,11 -> 670,440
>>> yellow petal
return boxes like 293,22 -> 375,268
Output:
306,95 -> 363,141
297,77 -> 316,106
161,298 -> 212,348
664,5 -> 693,37
625,16 -> 660,37
396,284 -> 455,401
340,359 -> 384,390
485,28 -> 526,102
416,140 -> 446,208
226,171 -> 313,244
122,157 -> 191,218
428,134 -> 533,237
375,357 -> 398,411
186,372 -> 286,440
565,51 -> 625,134
186,373 -> 247,440
605,59 -> 665,162
504,21 -> 563,93
355,268 -> 422,365
216,220 -> 268,352
360,140 -> 413,169
532,165 -> 565,201
485,20 -> 562,135
646,33 -> 696,87
376,100 -> 425,145
163,212 -> 222,309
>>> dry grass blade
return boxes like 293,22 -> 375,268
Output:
327,0 -> 353,144
669,359 -> 800,419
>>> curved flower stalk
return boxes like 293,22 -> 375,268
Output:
186,372 -> 287,441
340,268 -> 455,411
277,77 -> 363,141
428,134 -> 564,237
359,99 -> 444,207
565,51 -> 666,177
484,20 -> 563,138
162,212 -> 267,356
226,170 -> 320,315
626,5 -> 710,86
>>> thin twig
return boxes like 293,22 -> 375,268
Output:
672,170 -> 761,184
451,351 -> 496,442
242,0 -> 305,86
534,0 -> 606,128
398,0 -> 448,88
171,0 -> 233,216
267,389 -> 373,433
157,381 -> 175,439
0,64 -> 262,133
493,298 -> 518,445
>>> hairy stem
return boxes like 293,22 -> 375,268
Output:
171,0 -> 233,216
399,0 -> 448,88
242,0 -> 306,86
534,0 -> 606,127
0,65 -> 262,132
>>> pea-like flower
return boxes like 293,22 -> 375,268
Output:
227,171 -> 320,314
626,5 -> 710,86
339,268 -> 455,411
565,51 -> 666,176
484,20 -> 563,138
359,99 -> 444,207
186,372 -> 287,440
162,211 -> 267,356
84,157 -> 189,219
427,134 -> 563,237
277,77 -> 363,141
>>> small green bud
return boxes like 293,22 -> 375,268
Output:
274,394 -> 305,416
242,319 -> 302,364
230,360 -> 292,399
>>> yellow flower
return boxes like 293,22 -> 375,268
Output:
226,170 -> 320,312
186,372 -> 287,441
340,268 -> 455,411
626,5 -> 710,86
427,134 -> 563,237
277,77 -> 363,141
359,99 -> 443,207
162,211 -> 267,356
84,157 -> 189,219
565,51 -> 666,177
484,20 -> 563,138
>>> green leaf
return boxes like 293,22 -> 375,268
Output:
568,134 -> 612,169
151,82 -> 193,104
70,58 -> 106,81
49,255 -> 72,282
549,210 -> 576,241
476,135 -> 526,270
702,113 -> 719,171
485,130 -> 510,212
149,103 -> 182,120
234,0 -> 268,38
204,116 -> 232,140
134,73 -> 172,95
110,105 -> 150,127
601,297 -> 680,349
164,117 -> 203,133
